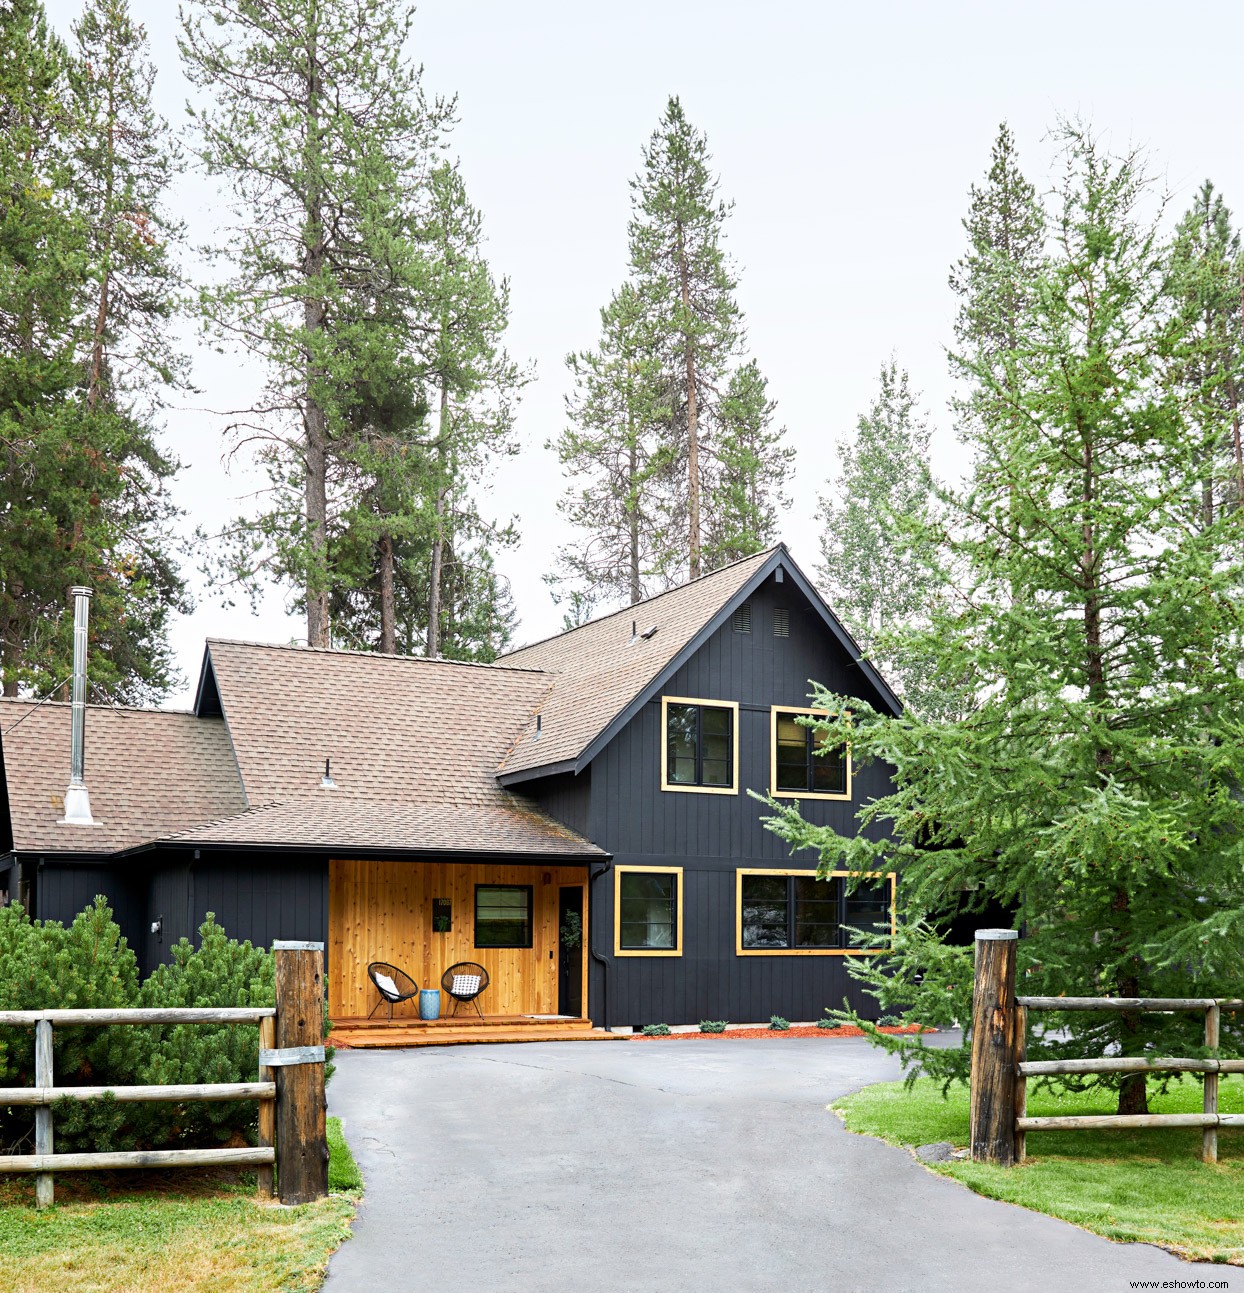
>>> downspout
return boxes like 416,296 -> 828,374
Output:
588,859 -> 612,1031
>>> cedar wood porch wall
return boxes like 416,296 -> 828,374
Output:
328,858 -> 589,1019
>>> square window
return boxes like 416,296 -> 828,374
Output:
663,699 -> 736,791
772,709 -> 848,798
618,870 -> 680,951
474,885 -> 532,949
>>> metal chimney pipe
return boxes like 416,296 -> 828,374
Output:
59,587 -> 98,826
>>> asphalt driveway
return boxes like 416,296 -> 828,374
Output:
324,1036 -> 1234,1293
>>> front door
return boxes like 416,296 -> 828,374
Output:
557,886 -> 584,1017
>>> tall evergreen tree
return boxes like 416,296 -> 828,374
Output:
414,162 -> 524,658
1166,180 -> 1244,526
629,96 -> 742,581
765,127 -> 1244,1116
0,0 -> 185,701
816,359 -> 946,715
704,359 -> 793,567
948,122 -> 1045,567
180,0 -> 451,647
547,283 -> 672,611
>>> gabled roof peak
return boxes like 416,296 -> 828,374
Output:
499,545 -> 784,661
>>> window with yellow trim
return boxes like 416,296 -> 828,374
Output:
619,871 -> 679,950
666,701 -> 733,788
770,706 -> 851,800
739,872 -> 892,951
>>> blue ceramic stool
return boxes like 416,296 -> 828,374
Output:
419,988 -> 441,1021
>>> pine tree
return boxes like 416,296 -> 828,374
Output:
547,283 -> 672,611
816,359 -> 946,714
629,96 -> 742,581
1165,181 -> 1244,525
948,122 -> 1045,565
0,0 -> 184,702
764,127 -> 1244,1116
414,162 -> 524,658
180,0 -> 451,647
704,359 -> 793,567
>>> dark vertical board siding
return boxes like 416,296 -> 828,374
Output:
588,574 -> 898,1025
141,853 -> 328,969
522,771 -> 591,838
37,862 -> 146,965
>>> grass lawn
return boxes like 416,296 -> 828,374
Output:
0,1115 -> 362,1293
835,1075 -> 1244,1265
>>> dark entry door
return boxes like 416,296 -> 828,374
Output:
557,886 -> 584,1017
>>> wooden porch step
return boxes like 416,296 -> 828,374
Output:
328,1018 -> 623,1049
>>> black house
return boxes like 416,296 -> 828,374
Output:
0,545 -> 901,1032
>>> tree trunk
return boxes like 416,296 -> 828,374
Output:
377,532 -> 395,654
302,22 -> 330,649
87,58 -> 116,413
426,381 -> 450,659
628,407 -> 641,604
678,239 -> 701,580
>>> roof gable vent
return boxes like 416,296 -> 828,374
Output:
731,603 -> 751,634
773,607 -> 790,638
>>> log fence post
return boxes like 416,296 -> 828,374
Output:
257,1014 -> 276,1199
34,1019 -> 53,1208
970,929 -> 1021,1166
1014,1003 -> 1027,1165
272,941 -> 328,1205
1204,1002 -> 1220,1165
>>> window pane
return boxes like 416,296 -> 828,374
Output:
701,707 -> 731,737
844,881 -> 891,946
666,704 -> 698,783
620,872 -> 678,950
794,876 -> 840,948
776,714 -> 811,792
811,745 -> 847,794
475,885 -> 532,948
701,758 -> 729,786
741,874 -> 789,948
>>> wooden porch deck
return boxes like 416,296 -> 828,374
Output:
328,1014 -> 623,1049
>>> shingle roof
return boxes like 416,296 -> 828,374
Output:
200,640 -> 603,857
0,700 -> 245,853
497,547 -> 777,775
160,799 -> 598,856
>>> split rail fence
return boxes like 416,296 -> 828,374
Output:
0,939 -> 328,1207
970,929 -> 1243,1167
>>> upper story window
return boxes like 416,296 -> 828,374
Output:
661,696 -> 738,794
771,706 -> 850,800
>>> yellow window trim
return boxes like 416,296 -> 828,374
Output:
769,705 -> 852,801
735,867 -> 895,957
615,865 -> 684,957
660,695 -> 740,795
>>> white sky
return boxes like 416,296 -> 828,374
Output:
42,0 -> 1244,707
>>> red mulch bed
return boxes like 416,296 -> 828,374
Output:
632,1024 -> 931,1040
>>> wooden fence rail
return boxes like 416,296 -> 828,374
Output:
969,931 -> 1239,1167
0,940 -> 326,1208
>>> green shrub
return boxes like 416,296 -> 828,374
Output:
135,913 -> 275,1147
768,1015 -> 790,1031
0,898 -> 144,1152
641,1023 -> 671,1036
0,900 -> 332,1154
816,1017 -> 837,1030
698,1020 -> 727,1033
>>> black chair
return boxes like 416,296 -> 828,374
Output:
367,961 -> 419,1021
441,962 -> 490,1019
